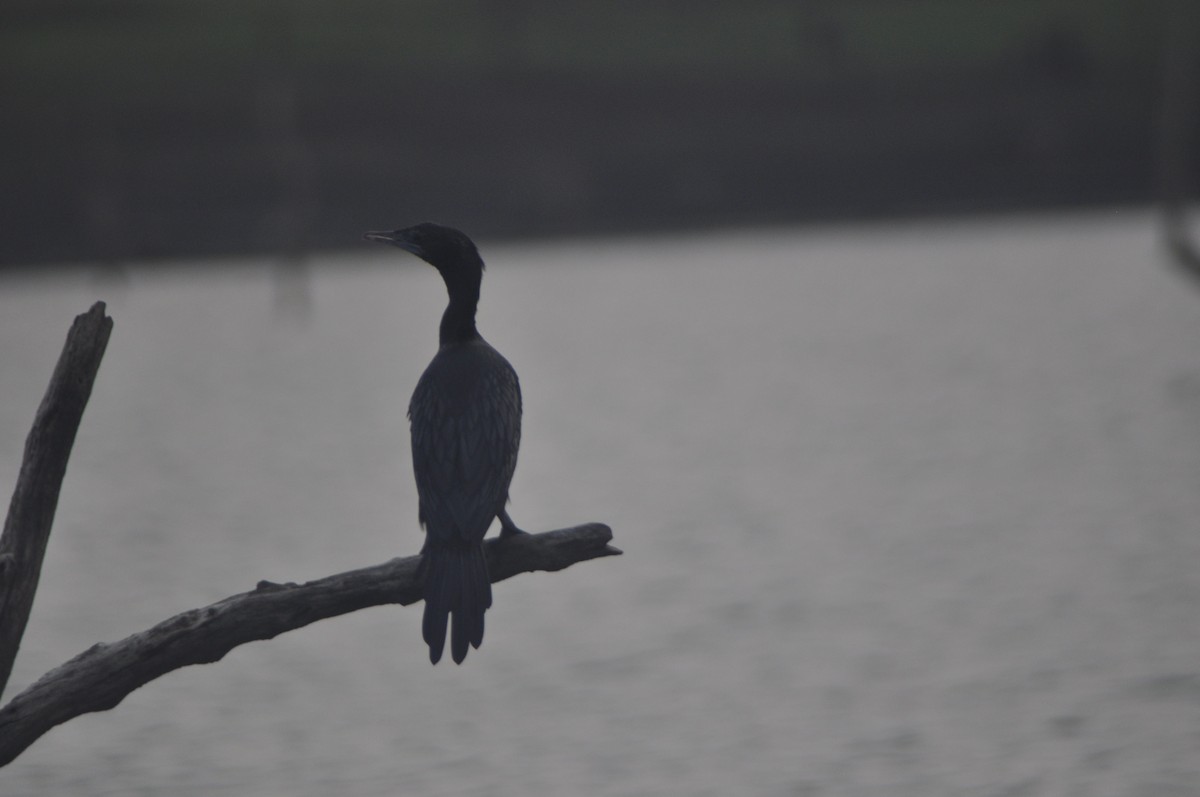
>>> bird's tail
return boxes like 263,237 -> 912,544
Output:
422,545 -> 492,665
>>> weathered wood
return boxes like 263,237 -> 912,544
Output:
0,523 -> 620,767
0,303 -> 619,768
0,302 -> 112,698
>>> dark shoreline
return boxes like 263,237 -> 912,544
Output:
1,3 -> 1185,266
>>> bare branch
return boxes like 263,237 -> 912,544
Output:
0,523 -> 620,767
0,303 -> 618,768
0,302 -> 112,698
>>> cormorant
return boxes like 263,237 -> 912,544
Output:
364,222 -> 524,665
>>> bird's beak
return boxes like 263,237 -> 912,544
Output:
363,231 -> 395,244
363,230 -> 424,258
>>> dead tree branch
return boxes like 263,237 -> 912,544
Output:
0,302 -> 112,697
0,524 -> 619,767
0,302 -> 618,768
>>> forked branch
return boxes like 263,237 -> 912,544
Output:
0,303 -> 620,768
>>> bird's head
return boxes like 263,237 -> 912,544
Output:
364,223 -> 484,282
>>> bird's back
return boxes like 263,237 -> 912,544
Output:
408,338 -> 522,547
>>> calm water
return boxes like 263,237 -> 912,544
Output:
2,212 -> 1199,796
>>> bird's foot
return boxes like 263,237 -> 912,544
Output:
498,508 -> 529,539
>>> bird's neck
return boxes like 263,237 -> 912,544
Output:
439,290 -> 481,345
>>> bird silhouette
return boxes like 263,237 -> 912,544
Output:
365,222 -> 525,664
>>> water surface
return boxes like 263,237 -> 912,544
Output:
2,211 -> 1199,796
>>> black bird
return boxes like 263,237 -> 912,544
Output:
364,222 -> 524,664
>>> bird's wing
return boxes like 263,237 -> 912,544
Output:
409,344 -> 522,546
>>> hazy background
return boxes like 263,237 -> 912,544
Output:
3,3 -> 1200,796
2,0 -> 1196,265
